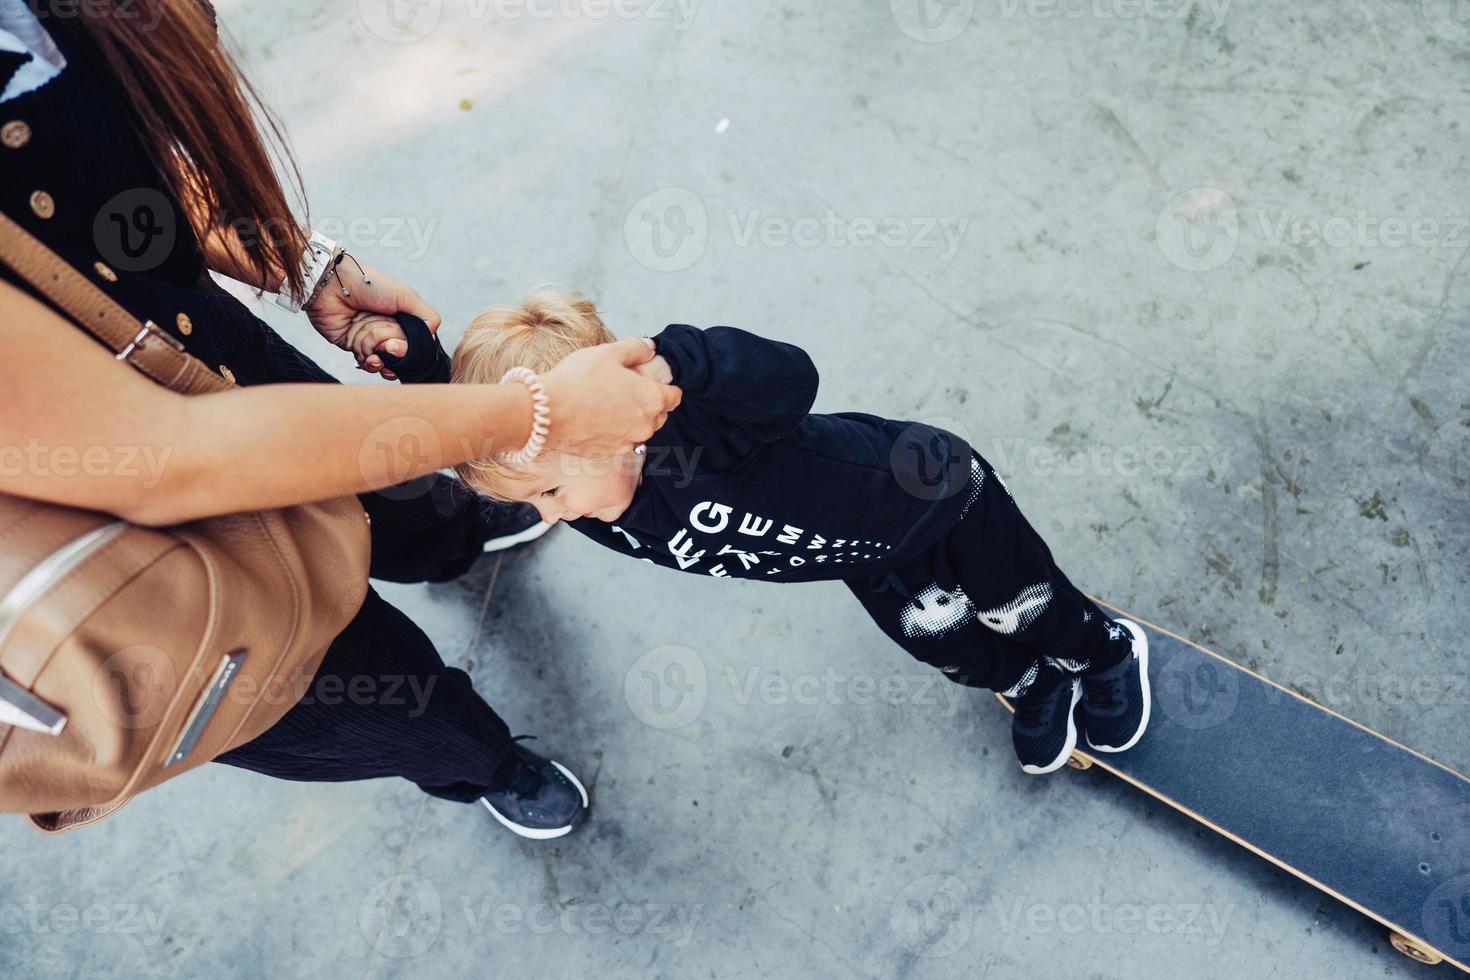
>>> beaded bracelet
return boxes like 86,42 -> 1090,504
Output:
500,367 -> 551,465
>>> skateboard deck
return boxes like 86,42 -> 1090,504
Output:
998,600 -> 1470,972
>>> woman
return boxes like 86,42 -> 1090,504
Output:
0,1 -> 679,839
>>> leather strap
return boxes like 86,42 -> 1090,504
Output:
0,210 -> 231,396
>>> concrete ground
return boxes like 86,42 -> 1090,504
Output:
5,1 -> 1468,977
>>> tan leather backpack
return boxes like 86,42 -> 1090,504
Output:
0,212 -> 371,832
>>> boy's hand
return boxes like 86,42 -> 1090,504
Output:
341,312 -> 409,380
303,261 -> 441,378
633,353 -> 672,385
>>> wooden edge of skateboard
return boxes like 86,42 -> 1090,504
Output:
1086,596 -> 1470,789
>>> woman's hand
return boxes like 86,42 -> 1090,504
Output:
539,338 -> 682,455
304,260 -> 439,377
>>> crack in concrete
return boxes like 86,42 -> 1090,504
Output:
1252,423 -> 1282,606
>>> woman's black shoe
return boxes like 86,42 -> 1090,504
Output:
479,739 -> 589,840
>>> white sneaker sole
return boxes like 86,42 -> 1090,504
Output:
479,760 -> 590,840
482,520 -> 554,554
1020,678 -> 1083,775
1086,619 -> 1152,753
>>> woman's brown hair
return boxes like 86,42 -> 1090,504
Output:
66,1 -> 310,297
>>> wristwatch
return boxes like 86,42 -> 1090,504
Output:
274,230 -> 342,312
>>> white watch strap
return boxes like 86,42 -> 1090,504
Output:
274,230 -> 339,312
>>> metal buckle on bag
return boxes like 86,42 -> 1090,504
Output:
115,320 -> 185,363
165,651 -> 247,766
0,673 -> 66,735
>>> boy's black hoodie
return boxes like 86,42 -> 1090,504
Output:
390,315 -> 972,583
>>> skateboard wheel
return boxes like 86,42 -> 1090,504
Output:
1388,931 -> 1444,965
1065,753 -> 1093,771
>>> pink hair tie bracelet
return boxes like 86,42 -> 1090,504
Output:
500,366 -> 550,466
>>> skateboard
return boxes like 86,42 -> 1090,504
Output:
997,600 -> 1470,973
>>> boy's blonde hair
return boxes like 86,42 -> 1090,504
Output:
451,289 -> 616,500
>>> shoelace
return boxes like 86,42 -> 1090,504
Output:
1083,671 -> 1124,711
1015,674 -> 1066,727
504,735 -> 546,799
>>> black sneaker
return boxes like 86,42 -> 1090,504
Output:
481,501 -> 554,553
1080,619 -> 1151,753
1010,661 -> 1083,775
479,739 -> 589,840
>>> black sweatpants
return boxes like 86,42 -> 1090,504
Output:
846,454 -> 1129,696
214,474 -> 520,803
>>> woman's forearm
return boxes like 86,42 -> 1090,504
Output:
3,277 -> 676,527
140,382 -> 531,525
